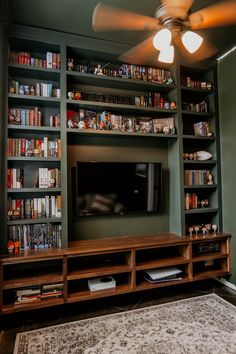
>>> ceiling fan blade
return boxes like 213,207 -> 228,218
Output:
119,35 -> 159,66
189,0 -> 236,29
161,0 -> 195,17
173,32 -> 217,63
92,3 -> 161,32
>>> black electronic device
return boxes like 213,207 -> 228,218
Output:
75,161 -> 162,216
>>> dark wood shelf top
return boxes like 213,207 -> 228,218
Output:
66,284 -> 131,303
67,264 -> 131,281
192,252 -> 228,262
135,256 -> 189,271
0,233 -> 231,263
192,269 -> 229,281
136,276 -> 190,291
3,273 -> 63,290
2,298 -> 64,314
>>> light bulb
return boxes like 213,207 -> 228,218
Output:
153,29 -> 172,50
182,31 -> 203,54
158,46 -> 174,63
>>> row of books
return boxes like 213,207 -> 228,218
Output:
7,168 -> 61,189
7,196 -> 62,220
15,282 -> 64,305
9,50 -> 61,69
8,223 -> 62,251
7,168 -> 23,189
9,107 -> 42,126
184,170 -> 213,186
8,80 -> 61,98
73,62 -> 173,84
70,90 -> 176,109
37,168 -> 61,188
185,193 -> 209,210
8,138 -> 61,158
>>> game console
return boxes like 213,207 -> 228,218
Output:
88,276 -> 116,292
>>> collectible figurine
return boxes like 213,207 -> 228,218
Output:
67,59 -> 74,71
94,64 -> 103,75
212,224 -> 218,235
207,172 -> 214,185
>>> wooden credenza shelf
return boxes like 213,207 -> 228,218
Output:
0,233 -> 231,314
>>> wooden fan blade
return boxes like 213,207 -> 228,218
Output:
189,0 -> 236,29
174,32 -> 217,64
119,35 -> 159,66
161,0 -> 195,17
92,3 -> 161,32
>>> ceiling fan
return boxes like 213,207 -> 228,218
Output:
92,0 -> 236,65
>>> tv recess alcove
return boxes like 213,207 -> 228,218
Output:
67,133 -> 174,241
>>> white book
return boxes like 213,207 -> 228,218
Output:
51,195 -> 56,217
44,168 -> 48,188
45,195 -> 50,218
43,137 -> 48,157
37,198 -> 42,218
46,52 -> 52,68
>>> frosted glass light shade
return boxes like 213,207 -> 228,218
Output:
182,31 -> 203,54
153,29 -> 172,50
158,46 -> 174,63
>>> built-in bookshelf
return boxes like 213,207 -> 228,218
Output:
6,38 -> 62,255
0,27 -> 228,314
180,65 -> 221,235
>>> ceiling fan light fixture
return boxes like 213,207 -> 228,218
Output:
158,45 -> 174,63
181,31 -> 203,54
153,28 -> 172,50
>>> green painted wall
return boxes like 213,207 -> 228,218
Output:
218,50 -> 236,284
67,135 -> 172,240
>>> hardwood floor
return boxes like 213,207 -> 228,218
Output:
0,279 -> 235,354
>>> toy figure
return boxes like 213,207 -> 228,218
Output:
94,64 -> 103,75
67,59 -> 74,71
207,171 -> 214,185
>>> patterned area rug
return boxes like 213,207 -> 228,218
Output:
14,294 -> 236,354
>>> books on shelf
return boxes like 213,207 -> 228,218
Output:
15,282 -> 64,305
8,137 -> 61,158
8,223 -> 62,251
144,267 -> 183,283
7,195 -> 61,220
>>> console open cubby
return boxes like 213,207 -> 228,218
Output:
67,250 -> 132,280
67,272 -> 133,302
135,244 -> 190,270
135,263 -> 191,290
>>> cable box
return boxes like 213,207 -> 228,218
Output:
88,276 -> 116,292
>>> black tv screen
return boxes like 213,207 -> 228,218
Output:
76,162 -> 162,216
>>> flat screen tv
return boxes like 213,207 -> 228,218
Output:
76,162 -> 162,216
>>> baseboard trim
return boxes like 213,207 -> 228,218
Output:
215,277 -> 236,291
